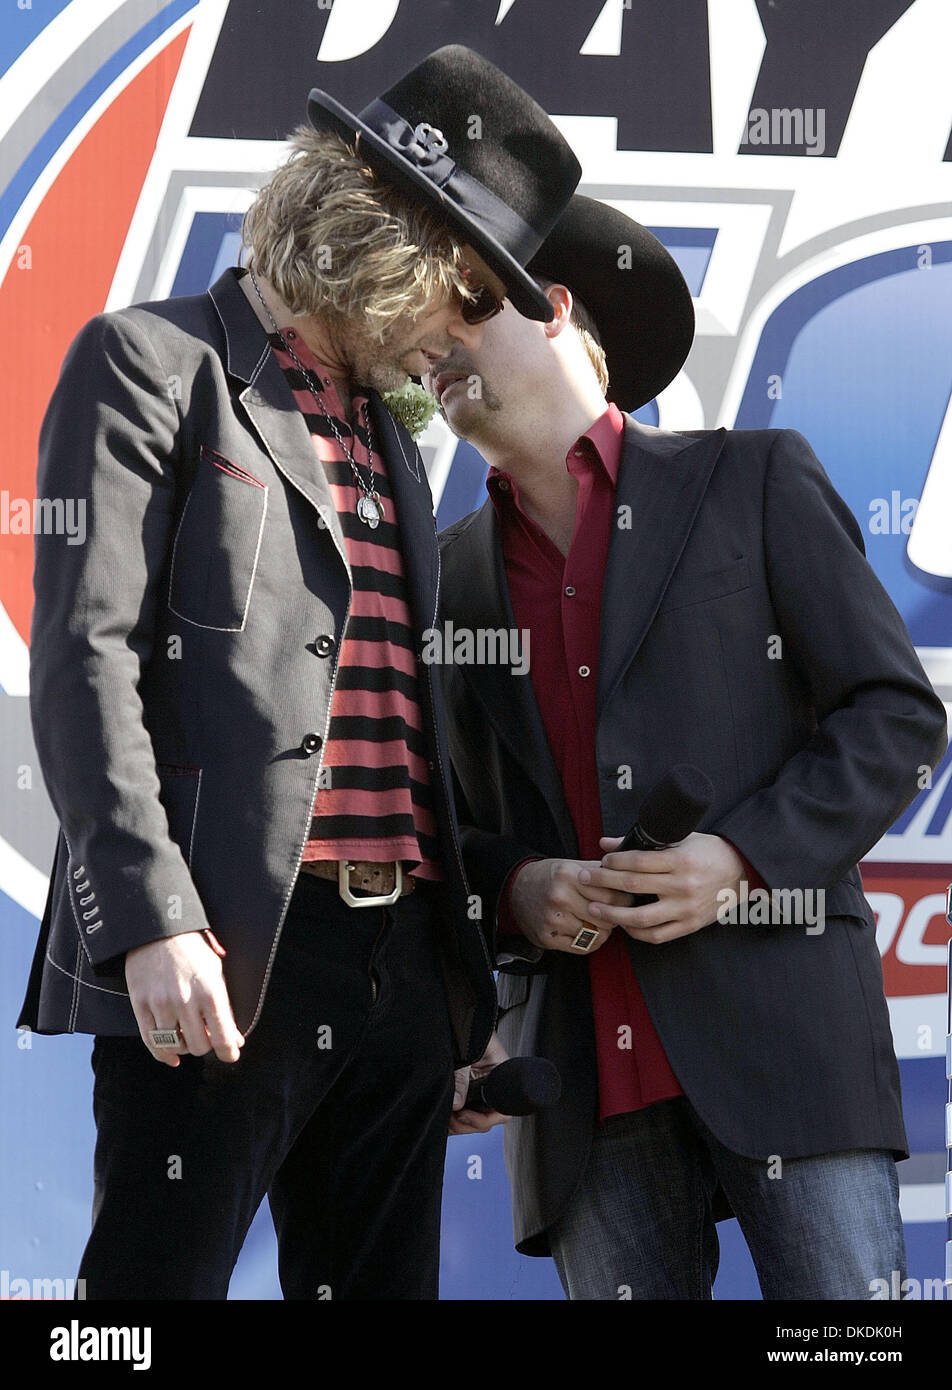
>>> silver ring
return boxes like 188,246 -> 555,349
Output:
571,927 -> 600,953
149,1028 -> 183,1049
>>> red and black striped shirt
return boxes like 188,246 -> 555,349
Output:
270,329 -> 441,880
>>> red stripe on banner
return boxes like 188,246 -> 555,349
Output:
0,28 -> 191,644
861,861 -> 952,998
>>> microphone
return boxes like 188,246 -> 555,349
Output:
464,1056 -> 561,1115
613,764 -> 714,905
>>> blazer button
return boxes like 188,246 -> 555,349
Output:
314,634 -> 334,657
301,733 -> 323,755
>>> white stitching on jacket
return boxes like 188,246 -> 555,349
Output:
46,947 -> 129,998
167,453 -> 269,632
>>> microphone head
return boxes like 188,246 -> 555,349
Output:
481,1057 -> 562,1116
638,764 -> 714,845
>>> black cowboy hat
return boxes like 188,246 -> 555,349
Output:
528,194 -> 696,410
307,45 -> 581,323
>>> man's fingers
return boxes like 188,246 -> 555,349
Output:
199,980 -> 244,1063
449,1106 -> 509,1134
452,1065 -> 471,1112
570,879 -> 632,908
126,934 -> 245,1065
580,865 -> 672,897
537,920 -> 613,954
131,1000 -> 181,1068
176,1011 -> 213,1058
589,898 -> 686,931
599,847 -> 678,874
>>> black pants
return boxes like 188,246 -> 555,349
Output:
78,871 -> 456,1300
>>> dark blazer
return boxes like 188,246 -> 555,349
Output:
19,267 -> 496,1067
438,417 -> 948,1255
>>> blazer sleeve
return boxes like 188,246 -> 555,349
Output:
29,312 -> 213,969
712,428 -> 948,891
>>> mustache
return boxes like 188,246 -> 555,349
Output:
427,353 -> 475,381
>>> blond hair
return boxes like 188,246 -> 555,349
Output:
242,126 -> 472,342
534,274 -> 609,395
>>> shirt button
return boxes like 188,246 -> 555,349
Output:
314,634 -> 334,657
497,478 -> 510,492
573,448 -> 584,457
286,329 -> 296,339
578,665 -> 591,678
564,585 -> 576,597
301,732 -> 323,755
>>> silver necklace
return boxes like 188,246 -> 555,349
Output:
248,269 -> 384,528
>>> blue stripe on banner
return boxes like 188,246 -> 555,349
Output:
0,0 -> 73,81
648,226 -> 717,296
898,1055 -> 947,1154
169,211 -> 244,297
0,0 -> 197,246
435,438 -> 490,530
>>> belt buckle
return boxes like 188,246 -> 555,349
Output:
337,860 -> 403,908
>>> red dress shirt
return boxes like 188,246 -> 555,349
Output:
489,404 -> 683,1119
491,405 -> 764,1120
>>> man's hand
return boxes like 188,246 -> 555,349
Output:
574,832 -> 745,945
508,858 -> 632,955
450,1031 -> 510,1135
125,931 -> 245,1067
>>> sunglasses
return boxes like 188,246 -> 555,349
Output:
459,279 -> 505,325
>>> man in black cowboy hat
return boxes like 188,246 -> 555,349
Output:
430,194 -> 947,1298
20,46 -> 580,1300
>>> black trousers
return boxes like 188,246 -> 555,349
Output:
78,870 -> 456,1300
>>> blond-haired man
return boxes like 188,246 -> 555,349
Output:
19,46 -> 579,1300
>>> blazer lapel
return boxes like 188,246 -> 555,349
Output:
441,499 -> 577,853
209,268 -> 351,575
208,268 -> 450,637
598,418 -> 726,709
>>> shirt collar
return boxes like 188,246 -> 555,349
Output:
571,402 -> 625,483
487,402 -> 626,510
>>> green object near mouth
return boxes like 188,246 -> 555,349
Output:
383,380 -> 440,439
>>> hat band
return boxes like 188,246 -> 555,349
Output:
360,99 -> 542,264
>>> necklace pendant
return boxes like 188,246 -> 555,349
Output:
357,494 -> 383,528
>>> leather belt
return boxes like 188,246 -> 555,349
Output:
299,858 -> 413,907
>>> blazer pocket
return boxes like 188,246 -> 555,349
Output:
658,555 -> 750,615
168,445 -> 268,631
155,762 -> 202,865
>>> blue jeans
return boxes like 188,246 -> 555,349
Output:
549,1098 -> 905,1300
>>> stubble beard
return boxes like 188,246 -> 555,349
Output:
338,316 -> 418,396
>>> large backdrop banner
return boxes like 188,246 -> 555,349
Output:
0,0 -> 950,1301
